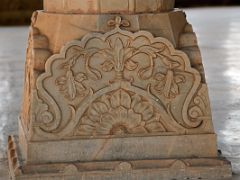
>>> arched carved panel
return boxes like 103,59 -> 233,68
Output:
33,17 -> 213,140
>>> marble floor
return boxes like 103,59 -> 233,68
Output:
0,6 -> 240,179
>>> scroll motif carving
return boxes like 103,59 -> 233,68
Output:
188,85 -> 211,123
34,16 -> 214,139
32,90 -> 53,125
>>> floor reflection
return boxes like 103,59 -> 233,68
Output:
0,7 -> 239,177
0,27 -> 27,159
186,7 -> 240,174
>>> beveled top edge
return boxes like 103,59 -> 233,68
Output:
44,0 -> 175,14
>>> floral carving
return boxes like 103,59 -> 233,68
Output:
55,52 -> 88,100
188,85 -> 211,124
75,89 -> 166,136
56,72 -> 87,100
99,37 -> 165,81
154,56 -> 185,98
107,16 -> 130,28
35,16 -> 212,139
32,91 -> 53,125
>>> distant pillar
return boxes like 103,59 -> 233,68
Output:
8,0 -> 232,179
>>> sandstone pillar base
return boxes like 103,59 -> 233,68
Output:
7,0 -> 232,179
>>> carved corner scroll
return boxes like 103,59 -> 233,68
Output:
32,16 -> 214,140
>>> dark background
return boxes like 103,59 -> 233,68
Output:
0,0 -> 239,25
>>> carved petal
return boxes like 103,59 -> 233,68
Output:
120,90 -> 131,109
100,95 -> 111,109
77,125 -> 95,135
127,109 -> 142,128
116,106 -> 128,121
75,81 -> 86,93
92,102 -> 109,114
87,114 -> 99,123
130,126 -> 147,134
88,102 -> 108,117
56,76 -> 67,91
133,102 -> 154,121
175,74 -> 186,83
56,76 -> 67,85
110,89 -> 131,109
81,116 -> 96,127
171,82 -> 179,96
75,73 -> 87,82
131,94 -> 141,108
154,73 -> 165,81
110,90 -> 121,108
145,122 -> 166,132
97,115 -> 114,135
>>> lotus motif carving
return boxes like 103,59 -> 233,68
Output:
75,89 -> 166,136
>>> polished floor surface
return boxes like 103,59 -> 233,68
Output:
0,7 -> 240,179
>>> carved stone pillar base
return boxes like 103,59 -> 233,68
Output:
8,0 -> 232,179
8,135 -> 231,180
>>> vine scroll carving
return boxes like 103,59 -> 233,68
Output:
32,17 -> 213,139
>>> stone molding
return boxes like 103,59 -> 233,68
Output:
44,0 -> 175,14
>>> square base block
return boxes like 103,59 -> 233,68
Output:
8,136 -> 232,180
7,137 -> 231,179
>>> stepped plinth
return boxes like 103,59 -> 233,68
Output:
8,0 -> 232,179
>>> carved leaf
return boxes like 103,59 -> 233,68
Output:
101,60 -> 114,72
139,65 -> 154,80
138,45 -> 160,58
85,48 -> 103,80
66,71 -> 77,100
154,70 -> 185,99
125,60 -> 138,71
124,47 -> 136,60
161,55 -> 181,69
